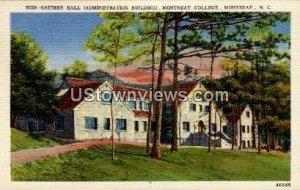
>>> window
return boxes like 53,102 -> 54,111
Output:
199,105 -> 203,112
143,102 -> 149,111
104,118 -> 110,131
183,122 -> 190,131
138,101 -> 143,110
101,91 -> 112,104
127,99 -> 136,109
205,105 -> 210,112
247,126 -> 250,133
247,140 -> 251,147
143,121 -> 147,132
189,103 -> 196,112
56,115 -> 64,130
134,121 -> 139,132
85,117 -> 97,130
211,123 -> 217,132
116,119 -> 127,131
242,125 -> 245,133
246,111 -> 250,118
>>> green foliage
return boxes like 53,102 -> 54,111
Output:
85,13 -> 139,67
11,32 -> 59,122
12,145 -> 290,181
11,128 -> 59,151
126,13 -> 163,66
62,59 -> 87,79
218,58 -> 250,75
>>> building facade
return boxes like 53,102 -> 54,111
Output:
15,77 -> 257,148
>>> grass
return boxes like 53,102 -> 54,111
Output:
11,128 -> 59,151
11,144 -> 290,181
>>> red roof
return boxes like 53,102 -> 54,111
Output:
132,110 -> 149,118
58,78 -> 199,118
57,83 -> 100,110
66,77 -> 97,88
57,78 -> 150,114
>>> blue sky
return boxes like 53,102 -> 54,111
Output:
11,13 -> 290,72
11,13 -> 103,71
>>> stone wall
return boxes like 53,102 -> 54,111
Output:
73,83 -> 136,141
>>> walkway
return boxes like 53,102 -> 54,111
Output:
11,140 -> 144,165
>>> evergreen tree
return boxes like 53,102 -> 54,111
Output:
11,32 -> 58,129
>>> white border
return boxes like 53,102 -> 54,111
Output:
0,1 -> 299,189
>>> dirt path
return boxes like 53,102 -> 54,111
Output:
11,140 -> 146,165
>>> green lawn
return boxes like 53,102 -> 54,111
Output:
11,144 -> 290,181
11,128 -> 59,151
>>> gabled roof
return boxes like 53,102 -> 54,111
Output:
57,78 -> 200,112
223,106 -> 247,123
57,83 -> 101,110
57,78 -> 150,110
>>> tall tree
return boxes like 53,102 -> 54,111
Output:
169,13 -> 181,152
151,12 -> 170,159
85,13 -> 138,160
11,32 -> 58,129
126,12 -> 163,154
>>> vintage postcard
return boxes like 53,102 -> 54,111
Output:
0,0 -> 299,189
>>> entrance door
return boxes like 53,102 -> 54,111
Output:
198,120 -> 205,133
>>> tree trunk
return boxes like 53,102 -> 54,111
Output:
110,28 -> 121,161
266,125 -> 270,152
214,107 -> 217,149
146,102 -> 152,154
231,122 -> 235,150
257,122 -> 262,154
171,14 -> 180,152
239,118 -> 242,150
146,33 -> 158,155
251,109 -> 256,148
36,119 -> 39,132
219,113 -> 222,147
208,24 -> 214,153
208,101 -> 212,152
11,114 -> 17,128
111,62 -> 116,160
151,13 -> 170,159
250,61 -> 256,149
256,50 -> 262,154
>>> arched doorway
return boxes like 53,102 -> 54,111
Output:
198,120 -> 205,133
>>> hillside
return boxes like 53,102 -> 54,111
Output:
12,144 -> 290,181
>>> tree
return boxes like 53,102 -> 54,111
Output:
127,12 -> 163,154
62,59 -> 87,79
239,21 -> 290,153
151,12 -> 170,159
85,13 -> 138,160
168,13 -> 183,152
11,32 -> 58,129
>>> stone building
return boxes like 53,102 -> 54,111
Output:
15,77 -> 257,148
